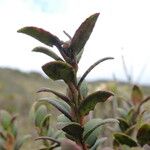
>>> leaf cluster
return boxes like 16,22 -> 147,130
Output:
0,110 -> 30,150
18,13 -> 117,150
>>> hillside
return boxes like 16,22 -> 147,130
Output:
0,67 -> 149,115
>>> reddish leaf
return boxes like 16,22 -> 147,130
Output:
137,124 -> 150,146
131,85 -> 143,105
61,139 -> 82,150
18,26 -> 62,48
62,123 -> 84,140
70,13 -> 99,55
42,61 -> 76,84
79,91 -> 113,116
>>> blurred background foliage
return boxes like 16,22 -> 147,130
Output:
0,67 -> 149,149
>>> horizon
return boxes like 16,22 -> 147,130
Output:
0,0 -> 150,85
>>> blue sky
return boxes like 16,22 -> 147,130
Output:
0,0 -> 150,84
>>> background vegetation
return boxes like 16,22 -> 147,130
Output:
0,67 -> 150,149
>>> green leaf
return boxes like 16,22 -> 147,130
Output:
131,85 -> 143,105
69,13 -> 99,55
57,114 -> 71,123
37,88 -> 72,107
0,110 -> 11,130
137,124 -> 150,146
79,91 -> 113,116
79,79 -> 88,99
90,137 -> 107,150
83,118 -> 118,141
32,46 -> 63,61
42,61 -> 76,84
11,123 -> 18,138
35,105 -> 47,127
83,118 -> 102,147
14,135 -> 31,150
76,48 -> 84,63
62,123 -> 84,140
118,118 -> 130,132
39,98 -> 72,121
40,114 -> 51,135
78,57 -> 114,87
113,133 -> 137,147
17,26 -> 62,48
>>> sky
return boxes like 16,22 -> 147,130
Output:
0,0 -> 150,85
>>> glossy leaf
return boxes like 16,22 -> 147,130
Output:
17,26 -> 62,48
113,133 -> 137,147
42,61 -> 76,84
70,13 -> 99,55
62,123 -> 84,140
131,85 -> 143,105
37,88 -> 72,107
137,124 -> 150,146
118,118 -> 130,132
39,98 -> 72,121
79,91 -> 113,116
32,46 -> 63,61
84,118 -> 118,141
0,110 -> 11,130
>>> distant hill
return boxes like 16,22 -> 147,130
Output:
0,67 -> 149,115
0,67 -> 65,114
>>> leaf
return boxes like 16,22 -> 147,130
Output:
61,139 -> 82,150
32,46 -> 63,61
35,105 -> 47,127
39,98 -> 72,121
79,91 -> 113,116
14,135 -> 31,150
62,123 -> 84,140
17,26 -> 62,48
40,114 -> 51,135
42,61 -> 76,84
79,79 -> 88,99
37,88 -> 72,107
57,114 -> 71,125
90,137 -> 107,150
118,118 -> 130,132
69,13 -> 99,55
113,133 -> 137,147
76,48 -> 84,63
5,133 -> 15,150
131,85 -> 143,105
83,118 -> 103,147
83,118 -> 118,141
0,110 -> 11,130
137,124 -> 150,146
35,136 -> 60,145
78,57 -> 114,87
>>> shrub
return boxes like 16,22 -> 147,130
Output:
18,13 -> 118,150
